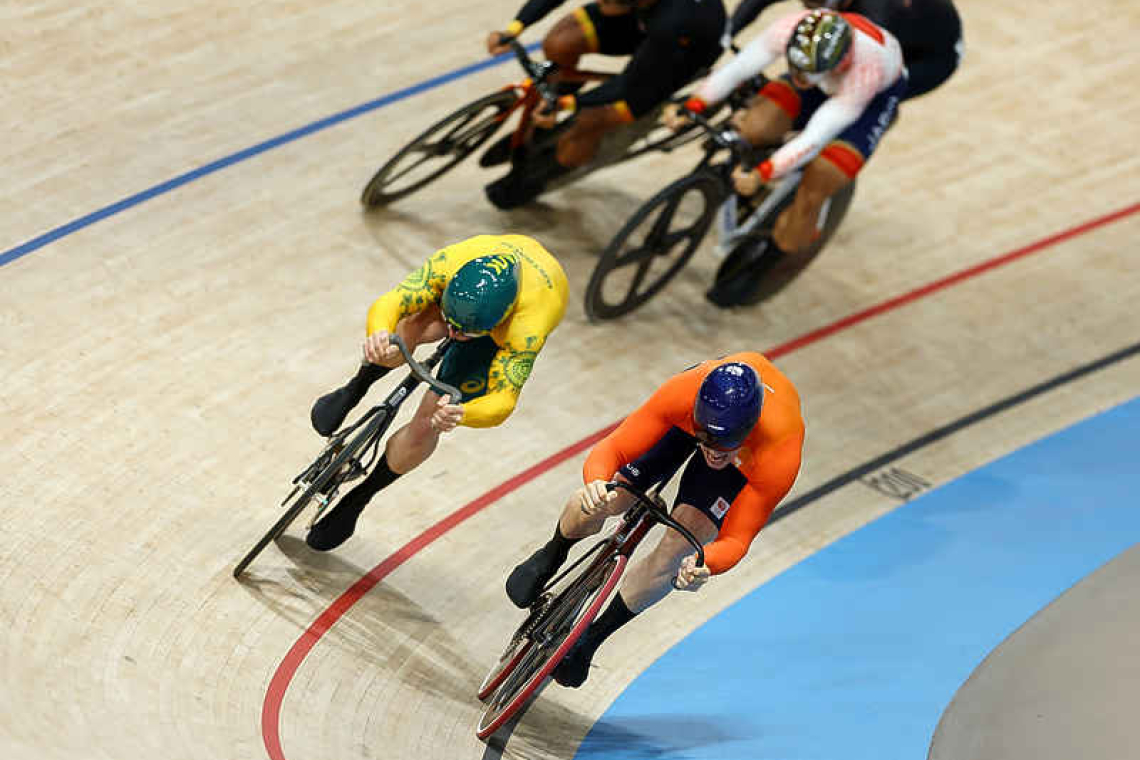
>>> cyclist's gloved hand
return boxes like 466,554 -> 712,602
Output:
533,95 -> 575,129
576,479 -> 618,516
487,21 -> 523,56
673,553 -> 710,592
430,394 -> 464,433
662,97 -> 707,132
533,97 -> 558,128
486,31 -> 511,56
362,331 -> 402,367
731,164 -> 765,197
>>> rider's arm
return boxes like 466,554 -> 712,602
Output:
509,0 -> 567,33
729,0 -> 778,37
458,337 -> 545,428
572,27 -> 691,120
756,53 -> 887,180
582,371 -> 695,481
689,11 -> 803,110
702,431 -> 803,573
365,250 -> 451,336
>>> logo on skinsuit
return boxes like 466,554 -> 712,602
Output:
461,378 -> 486,395
502,351 -> 537,391
710,496 -> 731,520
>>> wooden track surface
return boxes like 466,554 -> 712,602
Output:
2,1 -> 1139,758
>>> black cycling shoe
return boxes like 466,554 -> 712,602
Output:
505,546 -> 560,609
484,171 -> 547,210
478,134 -> 515,168
310,385 -> 365,437
552,636 -> 595,688
705,237 -> 784,308
305,492 -> 368,551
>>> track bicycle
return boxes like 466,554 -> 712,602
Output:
475,479 -> 706,739
584,109 -> 856,320
360,38 -> 707,208
233,336 -> 461,578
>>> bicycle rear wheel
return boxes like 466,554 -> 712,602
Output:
360,89 -> 517,207
476,553 -> 627,739
584,171 -> 723,321
712,180 -> 857,306
232,410 -> 389,578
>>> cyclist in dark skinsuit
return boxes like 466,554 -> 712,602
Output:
730,0 -> 962,98
483,0 -> 728,209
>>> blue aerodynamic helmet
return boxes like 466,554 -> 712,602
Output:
692,362 -> 763,450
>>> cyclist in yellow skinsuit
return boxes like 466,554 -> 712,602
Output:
306,234 -> 569,551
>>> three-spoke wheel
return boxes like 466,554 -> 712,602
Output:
584,171 -> 723,321
710,179 -> 857,306
361,90 -> 518,208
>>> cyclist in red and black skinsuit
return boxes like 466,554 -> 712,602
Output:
730,0 -> 963,99
483,0 -> 728,209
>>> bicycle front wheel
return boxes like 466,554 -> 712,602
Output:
361,89 -> 517,207
585,171 -> 723,321
476,553 -> 627,740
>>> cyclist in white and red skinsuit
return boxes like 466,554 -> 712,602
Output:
672,9 -> 905,271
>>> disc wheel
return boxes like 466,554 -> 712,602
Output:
712,180 -> 857,306
361,89 -> 517,207
585,171 -> 723,321
475,554 -> 626,740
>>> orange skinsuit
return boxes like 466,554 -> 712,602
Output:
583,353 -> 805,574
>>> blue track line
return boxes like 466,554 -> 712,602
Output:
0,44 -> 540,269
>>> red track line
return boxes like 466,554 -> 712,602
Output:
260,200 -> 1140,760
261,422 -> 618,760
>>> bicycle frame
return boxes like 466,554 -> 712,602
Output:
493,39 -> 614,153
232,335 -> 460,578
303,336 -> 461,524
678,111 -> 809,257
475,477 -> 706,736
714,169 -> 804,256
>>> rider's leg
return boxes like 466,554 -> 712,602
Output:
554,104 -> 629,167
771,153 -> 853,254
481,4 -> 621,170
306,390 -> 442,551
505,481 -> 636,608
384,389 -> 444,473
616,504 -> 718,612
484,4 -> 645,208
542,9 -> 595,82
310,307 -> 448,437
506,428 -> 694,608
553,503 -> 717,687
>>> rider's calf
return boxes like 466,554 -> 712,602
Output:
774,155 -> 852,254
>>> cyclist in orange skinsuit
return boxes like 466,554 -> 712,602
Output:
505,352 -> 805,687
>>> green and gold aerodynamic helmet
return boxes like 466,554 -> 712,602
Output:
441,254 -> 521,335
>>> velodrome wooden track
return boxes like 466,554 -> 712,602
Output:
3,1 -> 1139,759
